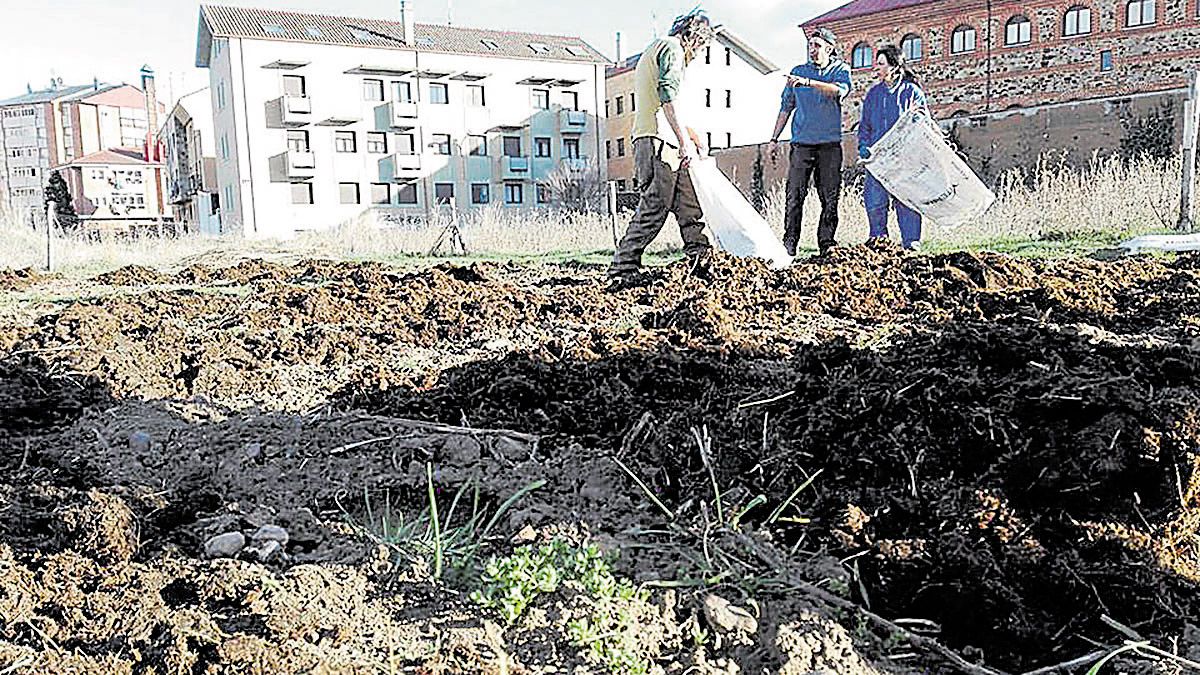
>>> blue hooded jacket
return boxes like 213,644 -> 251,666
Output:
857,79 -> 927,158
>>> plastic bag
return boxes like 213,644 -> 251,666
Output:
867,109 -> 994,229
689,157 -> 792,268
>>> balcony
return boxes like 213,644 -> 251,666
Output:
379,101 -> 419,128
284,150 -> 316,178
503,156 -> 530,179
379,153 -> 422,181
562,158 -> 589,173
268,95 -> 312,127
560,109 -> 588,128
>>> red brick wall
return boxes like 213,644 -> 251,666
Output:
805,0 -> 1200,128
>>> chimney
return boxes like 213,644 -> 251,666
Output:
140,65 -> 159,161
400,0 -> 415,45
616,32 -> 622,63
93,76 -> 99,91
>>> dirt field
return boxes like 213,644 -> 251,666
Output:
2,243 -> 1199,674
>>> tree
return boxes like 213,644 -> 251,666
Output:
44,170 -> 79,230
543,159 -> 607,212
751,147 -> 766,216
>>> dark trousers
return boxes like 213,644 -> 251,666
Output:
610,137 -> 711,276
783,142 -> 843,254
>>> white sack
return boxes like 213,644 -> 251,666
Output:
689,157 -> 793,268
1119,232 -> 1200,252
867,109 -> 995,229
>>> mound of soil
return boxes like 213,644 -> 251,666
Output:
3,250 -> 1200,673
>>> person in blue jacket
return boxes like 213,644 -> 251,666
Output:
770,27 -> 852,256
858,45 -> 927,250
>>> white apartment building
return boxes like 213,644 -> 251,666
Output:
196,4 -> 609,239
0,79 -> 159,221
161,89 -> 220,234
605,29 -> 780,190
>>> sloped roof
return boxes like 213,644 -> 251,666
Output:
0,83 -> 120,107
605,28 -> 777,79
68,148 -> 157,166
196,5 -> 609,67
802,0 -> 941,27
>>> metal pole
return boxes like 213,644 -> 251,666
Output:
45,200 -> 55,272
1180,71 -> 1200,232
607,180 -> 619,250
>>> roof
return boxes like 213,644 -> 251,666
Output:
605,28 -> 777,79
196,4 -> 609,68
0,83 -> 120,107
68,148 -> 157,167
802,0 -> 940,26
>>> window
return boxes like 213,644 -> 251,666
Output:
430,82 -> 449,104
291,182 -> 313,205
397,181 -> 418,204
615,96 -> 624,115
901,34 -> 923,61
217,81 -> 227,109
471,183 -> 490,204
503,136 -> 522,157
339,182 -> 360,204
435,182 -> 455,204
533,89 -> 550,109
605,100 -> 610,116
305,26 -> 322,38
468,135 -> 488,156
261,22 -> 285,35
706,132 -> 713,150
1126,0 -> 1155,25
366,132 -> 388,154
616,138 -> 625,157
395,133 -> 416,155
951,25 -> 977,53
1100,50 -> 1114,71
283,75 -> 306,96
481,39 -> 500,50
529,42 -> 552,54
1064,6 -> 1092,35
561,91 -> 579,111
371,183 -> 391,205
851,42 -> 873,69
537,185 -> 550,204
432,133 -> 451,155
705,89 -> 712,107
726,132 -> 733,148
1005,16 -> 1031,45
505,183 -> 524,204
287,130 -> 309,152
220,134 -> 230,160
535,137 -> 552,158
335,130 -> 357,153
725,90 -> 732,108
363,79 -> 384,102
563,138 -> 580,159
393,80 -> 412,102
629,93 -> 635,111
606,140 -> 612,159
467,85 -> 486,107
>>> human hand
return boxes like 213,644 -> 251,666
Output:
769,138 -> 781,160
679,139 -> 698,168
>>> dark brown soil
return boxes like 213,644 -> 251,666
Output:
2,247 -> 1199,674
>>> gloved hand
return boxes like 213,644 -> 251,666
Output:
859,148 -> 873,164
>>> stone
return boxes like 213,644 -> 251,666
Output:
703,593 -> 758,636
244,442 -> 263,460
251,524 -> 289,545
128,431 -> 152,453
254,540 -> 282,562
204,532 -> 246,559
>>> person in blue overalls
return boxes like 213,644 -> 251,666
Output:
858,45 -> 927,250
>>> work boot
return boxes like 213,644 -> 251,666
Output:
783,238 -> 798,257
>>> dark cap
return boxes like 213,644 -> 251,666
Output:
810,27 -> 837,48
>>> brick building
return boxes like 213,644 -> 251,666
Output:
801,0 -> 1200,126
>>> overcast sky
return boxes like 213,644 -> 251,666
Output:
0,0 -> 840,105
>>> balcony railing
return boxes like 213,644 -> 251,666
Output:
560,109 -> 588,127
285,150 -> 316,178
503,156 -> 530,179
270,95 -> 312,127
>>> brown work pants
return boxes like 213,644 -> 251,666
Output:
609,137 -> 712,276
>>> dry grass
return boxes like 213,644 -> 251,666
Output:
0,153 -> 1183,276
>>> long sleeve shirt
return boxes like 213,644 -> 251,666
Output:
633,37 -> 685,141
779,59 -> 852,145
857,79 -> 927,158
